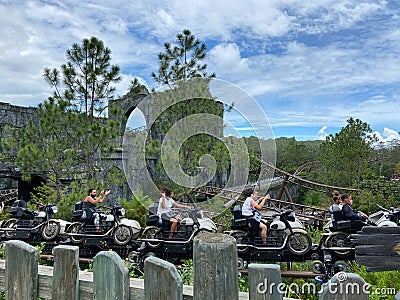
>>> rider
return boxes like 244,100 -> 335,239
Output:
341,193 -> 368,226
157,187 -> 190,238
328,190 -> 343,223
241,188 -> 270,244
83,188 -> 111,230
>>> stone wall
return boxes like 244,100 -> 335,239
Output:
360,180 -> 400,201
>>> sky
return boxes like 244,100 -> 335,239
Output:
1,0 -> 400,142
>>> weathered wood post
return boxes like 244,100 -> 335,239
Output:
351,226 -> 400,271
5,240 -> 38,300
248,264 -> 283,300
144,256 -> 183,300
93,251 -> 130,300
319,273 -> 368,300
52,245 -> 80,300
193,233 -> 238,300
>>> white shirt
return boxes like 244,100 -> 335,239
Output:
242,197 -> 255,217
157,197 -> 175,216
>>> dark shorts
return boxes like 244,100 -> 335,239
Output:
246,217 -> 269,234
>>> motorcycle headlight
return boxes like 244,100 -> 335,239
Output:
120,208 -> 125,216
52,206 -> 58,214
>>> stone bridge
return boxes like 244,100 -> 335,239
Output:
0,86 -> 151,201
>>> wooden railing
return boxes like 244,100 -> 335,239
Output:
1,234 -> 371,300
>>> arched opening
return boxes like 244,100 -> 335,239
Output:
126,107 -> 147,131
18,175 -> 46,201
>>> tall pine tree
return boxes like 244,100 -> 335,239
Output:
43,36 -> 122,181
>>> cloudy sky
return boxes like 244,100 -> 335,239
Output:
1,0 -> 399,141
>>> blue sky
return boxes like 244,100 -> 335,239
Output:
1,0 -> 399,142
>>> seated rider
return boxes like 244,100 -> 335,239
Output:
157,187 -> 190,238
241,188 -> 270,244
83,188 -> 110,230
341,193 -> 368,223
328,190 -> 344,222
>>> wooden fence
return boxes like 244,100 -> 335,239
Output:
351,226 -> 400,272
0,233 -> 371,299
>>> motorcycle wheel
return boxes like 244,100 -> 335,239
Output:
325,232 -> 352,257
128,251 -> 140,264
41,220 -> 61,241
333,260 -> 347,273
4,219 -> 17,237
66,222 -> 85,244
287,232 -> 312,255
142,226 -> 162,248
237,257 -> 247,270
112,225 -> 133,246
230,231 -> 250,253
312,260 -> 325,274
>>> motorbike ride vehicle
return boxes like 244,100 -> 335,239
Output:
313,204 -> 400,283
228,205 -> 312,268
1,200 -> 68,242
138,203 -> 218,262
368,204 -> 400,227
65,201 -> 141,250
321,203 -> 399,258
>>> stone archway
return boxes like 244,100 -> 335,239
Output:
108,85 -> 149,146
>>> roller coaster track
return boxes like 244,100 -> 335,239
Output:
0,189 -> 18,203
194,161 -> 359,223
259,159 -> 359,195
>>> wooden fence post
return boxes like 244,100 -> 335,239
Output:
319,273 -> 368,300
52,245 -> 80,300
395,291 -> 400,300
351,227 -> 400,271
248,264 -> 283,300
193,233 -> 238,300
5,240 -> 38,300
144,256 -> 183,300
93,251 -> 130,300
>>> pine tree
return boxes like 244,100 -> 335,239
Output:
43,36 -> 122,181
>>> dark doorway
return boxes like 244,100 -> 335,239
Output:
18,175 -> 45,201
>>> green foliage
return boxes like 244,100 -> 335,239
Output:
238,272 -> 249,292
56,182 -> 85,221
301,190 -> 331,208
369,140 -> 400,178
151,29 -> 215,85
317,117 -> 377,188
353,189 -> 398,215
120,189 -> 153,226
30,183 -> 58,205
0,244 -> 4,260
5,99 -> 80,199
43,36 -> 122,182
348,262 -> 400,300
178,260 -> 194,285
128,263 -> 144,279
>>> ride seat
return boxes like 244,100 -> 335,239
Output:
13,199 -> 27,208
9,207 -> 35,220
72,201 -> 84,222
146,203 -> 160,226
231,205 -> 247,229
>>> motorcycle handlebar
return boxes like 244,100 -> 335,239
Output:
98,205 -> 112,210
376,204 -> 390,212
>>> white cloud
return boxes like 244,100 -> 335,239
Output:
372,127 -> 400,147
316,126 -> 328,140
209,43 -> 251,76
0,0 -> 399,140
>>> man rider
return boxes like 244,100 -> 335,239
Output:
83,188 -> 110,230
